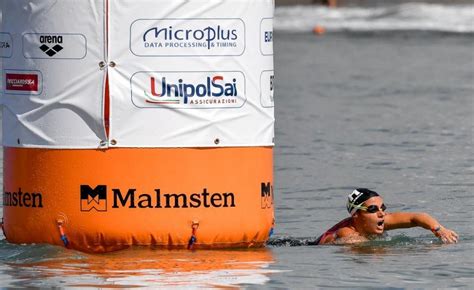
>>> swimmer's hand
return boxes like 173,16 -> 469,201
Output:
433,226 -> 459,244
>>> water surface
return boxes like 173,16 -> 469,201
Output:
1,3 -> 473,288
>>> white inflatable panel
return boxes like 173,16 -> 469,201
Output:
108,0 -> 274,147
1,0 -> 274,149
1,0 -> 107,148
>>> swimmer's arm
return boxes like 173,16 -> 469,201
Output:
384,212 -> 459,244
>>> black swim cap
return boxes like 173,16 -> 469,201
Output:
346,188 -> 380,215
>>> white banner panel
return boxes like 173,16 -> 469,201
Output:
1,0 -> 107,148
108,0 -> 274,147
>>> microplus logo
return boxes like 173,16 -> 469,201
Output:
143,25 -> 238,49
130,19 -> 245,56
131,71 -> 246,108
80,185 -> 236,211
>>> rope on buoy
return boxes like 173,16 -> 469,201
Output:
187,221 -> 199,250
56,219 -> 69,247
268,218 -> 275,238
0,218 -> 6,239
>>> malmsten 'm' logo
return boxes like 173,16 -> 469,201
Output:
80,185 -> 107,212
3,188 -> 43,208
81,185 -> 236,211
261,182 -> 273,209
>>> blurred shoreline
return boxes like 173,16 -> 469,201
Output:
276,0 -> 474,6
274,2 -> 474,33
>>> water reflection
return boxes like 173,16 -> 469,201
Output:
2,246 -> 277,288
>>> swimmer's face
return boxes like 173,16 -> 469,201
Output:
354,196 -> 386,235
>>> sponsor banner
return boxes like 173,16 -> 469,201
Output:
23,33 -> 87,59
109,0 -> 274,147
3,70 -> 43,95
3,187 -> 44,208
3,0 -> 106,148
131,71 -> 246,109
260,70 -> 274,108
130,18 -> 245,57
0,32 -> 13,58
80,184 -> 236,211
260,18 -> 273,56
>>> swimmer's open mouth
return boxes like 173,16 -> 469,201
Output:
377,221 -> 384,226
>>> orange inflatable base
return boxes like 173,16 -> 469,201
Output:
3,147 -> 274,253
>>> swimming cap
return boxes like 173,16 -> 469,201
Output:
346,188 -> 379,215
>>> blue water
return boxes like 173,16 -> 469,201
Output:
1,3 -> 474,288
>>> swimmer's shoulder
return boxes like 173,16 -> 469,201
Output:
335,226 -> 356,239
334,227 -> 368,244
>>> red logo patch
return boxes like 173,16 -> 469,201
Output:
6,73 -> 39,92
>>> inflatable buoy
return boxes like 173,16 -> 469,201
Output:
2,0 -> 275,252
312,25 -> 326,35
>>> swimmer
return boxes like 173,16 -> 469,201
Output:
316,188 -> 459,245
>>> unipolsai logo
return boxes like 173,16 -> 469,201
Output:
130,19 -> 245,56
131,71 -> 246,109
80,185 -> 107,212
261,182 -> 273,209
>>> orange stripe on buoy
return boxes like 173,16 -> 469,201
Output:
3,147 -> 274,252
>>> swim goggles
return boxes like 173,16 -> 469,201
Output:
358,204 -> 387,213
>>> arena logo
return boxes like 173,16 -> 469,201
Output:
39,35 -> 64,57
261,182 -> 274,209
22,33 -> 87,59
80,185 -> 236,212
130,19 -> 245,56
131,71 -> 246,108
3,188 -> 43,208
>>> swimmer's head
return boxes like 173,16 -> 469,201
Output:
347,188 -> 380,215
